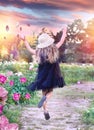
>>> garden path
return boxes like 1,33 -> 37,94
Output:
20,82 -> 94,130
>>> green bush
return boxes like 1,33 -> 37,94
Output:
0,61 -> 29,73
3,104 -> 21,124
60,63 -> 94,85
1,62 -> 94,86
82,107 -> 94,125
1,62 -> 94,105
0,62 -> 38,105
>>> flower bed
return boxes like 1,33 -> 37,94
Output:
0,61 -> 39,129
0,115 -> 19,130
0,86 -> 19,130
0,61 -> 38,105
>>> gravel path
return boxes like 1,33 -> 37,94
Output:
20,82 -> 94,130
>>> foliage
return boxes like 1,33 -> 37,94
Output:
82,107 -> 94,125
1,61 -> 94,127
60,63 -> 94,85
63,18 -> 94,63
1,18 -> 94,63
0,62 -> 38,105
3,104 -> 21,125
67,19 -> 85,43
1,61 -> 94,86
0,87 -> 19,129
0,61 -> 29,73
0,61 -> 39,129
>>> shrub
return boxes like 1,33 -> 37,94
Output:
82,107 -> 94,125
60,63 -> 94,85
0,62 -> 38,105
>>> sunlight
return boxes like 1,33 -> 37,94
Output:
0,17 -> 16,38
0,25 -> 9,37
1,46 -> 8,57
87,29 -> 94,36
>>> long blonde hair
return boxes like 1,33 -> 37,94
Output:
36,44 -> 59,64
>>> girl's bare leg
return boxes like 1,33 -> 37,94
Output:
42,90 -> 53,112
42,89 -> 53,120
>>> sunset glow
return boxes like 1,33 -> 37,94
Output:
0,0 -> 94,34
1,46 -> 8,57
0,0 -> 94,58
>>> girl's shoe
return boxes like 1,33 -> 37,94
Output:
38,96 -> 46,108
44,112 -> 50,120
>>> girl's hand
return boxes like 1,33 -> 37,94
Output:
19,34 -> 26,41
62,26 -> 67,33
56,25 -> 67,48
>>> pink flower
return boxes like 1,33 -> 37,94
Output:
0,74 -> 7,84
6,71 -> 13,77
0,115 -> 19,130
3,123 -> 19,130
9,80 -> 14,86
29,64 -> 34,70
29,66 -> 33,70
77,81 -> 81,84
25,93 -> 31,99
13,93 -> 21,101
0,115 -> 9,127
20,77 -> 27,83
0,87 -> 8,104
0,104 -> 4,115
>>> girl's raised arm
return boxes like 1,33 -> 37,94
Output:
56,26 -> 67,49
20,35 -> 36,55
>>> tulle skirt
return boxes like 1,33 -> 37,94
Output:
27,62 -> 65,91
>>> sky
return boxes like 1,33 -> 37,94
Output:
0,0 -> 94,36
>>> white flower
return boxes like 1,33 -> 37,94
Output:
15,72 -> 23,76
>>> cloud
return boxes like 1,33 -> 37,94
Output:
72,13 -> 83,19
0,8 -> 68,27
0,0 -> 94,25
0,0 -> 94,33
0,9 -> 36,24
52,15 -> 72,23
0,0 -> 94,12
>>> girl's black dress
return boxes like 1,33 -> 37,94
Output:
27,62 -> 65,91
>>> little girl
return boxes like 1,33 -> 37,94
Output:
20,27 -> 67,120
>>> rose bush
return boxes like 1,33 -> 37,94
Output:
0,104 -> 4,115
0,86 -> 8,105
0,86 -> 19,130
0,73 -> 36,105
0,115 -> 19,130
0,63 -> 37,104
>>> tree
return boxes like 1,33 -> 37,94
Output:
64,19 -> 86,62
